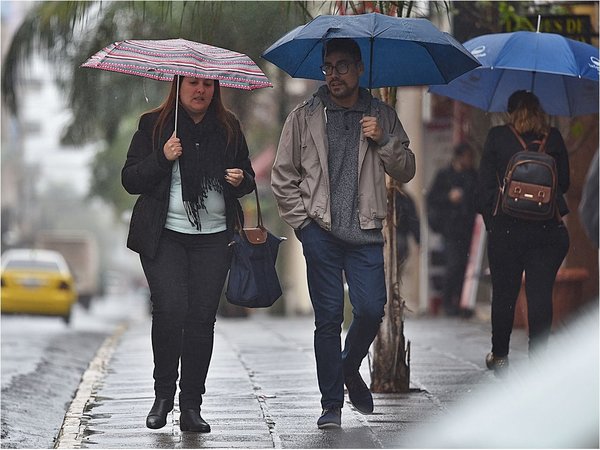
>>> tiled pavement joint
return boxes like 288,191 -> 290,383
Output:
227,340 -> 283,449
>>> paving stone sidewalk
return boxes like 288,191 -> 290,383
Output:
56,312 -> 530,449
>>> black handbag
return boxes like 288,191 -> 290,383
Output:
225,188 -> 285,308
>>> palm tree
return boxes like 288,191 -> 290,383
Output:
2,1 -> 309,212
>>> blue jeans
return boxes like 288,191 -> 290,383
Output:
297,222 -> 387,409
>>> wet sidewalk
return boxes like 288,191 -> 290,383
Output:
55,311 -> 530,449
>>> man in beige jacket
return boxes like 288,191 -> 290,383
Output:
271,38 -> 416,429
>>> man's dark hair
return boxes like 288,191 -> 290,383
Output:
323,38 -> 362,62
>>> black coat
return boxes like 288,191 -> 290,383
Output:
395,190 -> 420,244
476,125 -> 570,231
122,110 -> 256,259
427,165 -> 478,240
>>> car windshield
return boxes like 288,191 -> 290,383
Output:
5,259 -> 61,272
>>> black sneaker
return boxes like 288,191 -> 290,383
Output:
344,372 -> 374,414
317,407 -> 342,429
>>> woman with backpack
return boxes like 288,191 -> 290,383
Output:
477,90 -> 570,375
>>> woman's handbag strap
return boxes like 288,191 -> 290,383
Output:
254,188 -> 264,228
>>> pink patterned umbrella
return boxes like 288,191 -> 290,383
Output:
82,39 -> 272,134
82,38 -> 273,90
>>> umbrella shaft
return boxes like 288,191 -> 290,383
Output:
175,75 -> 179,138
369,37 -> 374,89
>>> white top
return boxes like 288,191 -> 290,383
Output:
165,161 -> 227,234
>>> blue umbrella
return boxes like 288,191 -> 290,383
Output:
262,13 -> 480,88
429,31 -> 600,117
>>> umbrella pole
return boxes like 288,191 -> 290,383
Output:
532,17 -> 541,93
175,75 -> 180,138
369,37 -> 374,89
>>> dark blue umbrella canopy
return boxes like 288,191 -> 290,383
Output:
262,13 -> 480,88
429,31 -> 600,117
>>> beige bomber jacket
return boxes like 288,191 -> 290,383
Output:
271,93 -> 416,231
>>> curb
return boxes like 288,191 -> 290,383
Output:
54,322 -> 129,449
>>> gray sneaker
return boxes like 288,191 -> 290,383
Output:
317,407 -> 341,429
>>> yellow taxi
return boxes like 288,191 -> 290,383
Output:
1,249 -> 77,324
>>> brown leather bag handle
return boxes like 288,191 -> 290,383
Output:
234,188 -> 264,228
254,188 -> 264,229
233,187 -> 268,244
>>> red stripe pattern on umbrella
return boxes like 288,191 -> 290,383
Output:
82,38 -> 273,90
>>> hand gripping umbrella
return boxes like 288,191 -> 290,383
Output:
262,13 -> 480,88
429,31 -> 600,117
81,38 -> 273,132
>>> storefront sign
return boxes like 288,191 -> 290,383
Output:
504,15 -> 594,43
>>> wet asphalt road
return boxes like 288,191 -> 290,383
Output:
0,294 -> 147,448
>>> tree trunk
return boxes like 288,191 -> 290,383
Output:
370,175 -> 411,393
370,86 -> 410,393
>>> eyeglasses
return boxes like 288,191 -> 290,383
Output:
320,60 -> 356,76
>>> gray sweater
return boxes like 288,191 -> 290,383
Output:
316,86 -> 383,245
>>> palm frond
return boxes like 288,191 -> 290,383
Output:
1,1 -> 96,113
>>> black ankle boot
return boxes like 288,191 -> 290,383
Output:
146,398 -> 174,429
179,409 -> 211,433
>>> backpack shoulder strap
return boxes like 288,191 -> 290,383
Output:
509,124 -> 549,154
508,124 -> 528,151
537,133 -> 550,154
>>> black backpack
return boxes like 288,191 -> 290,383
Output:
495,126 -> 558,221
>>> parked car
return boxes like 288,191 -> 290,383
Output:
1,249 -> 77,324
36,230 -> 99,309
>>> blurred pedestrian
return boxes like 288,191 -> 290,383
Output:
271,38 -> 415,429
121,76 -> 255,432
579,150 -> 598,248
477,90 -> 570,374
395,185 -> 420,270
426,143 -> 477,316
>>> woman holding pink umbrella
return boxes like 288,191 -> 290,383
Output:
122,75 -> 255,432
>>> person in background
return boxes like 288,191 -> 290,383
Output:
271,38 -> 415,429
121,75 -> 255,432
579,150 -> 598,248
477,90 -> 570,374
395,185 -> 421,271
426,143 -> 477,316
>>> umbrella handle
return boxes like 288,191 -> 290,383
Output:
174,75 -> 179,138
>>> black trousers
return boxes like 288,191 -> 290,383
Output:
487,222 -> 569,357
442,236 -> 471,313
140,229 -> 231,410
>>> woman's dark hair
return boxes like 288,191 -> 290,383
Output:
507,90 -> 548,135
323,38 -> 362,62
453,142 -> 473,158
150,76 -> 238,148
